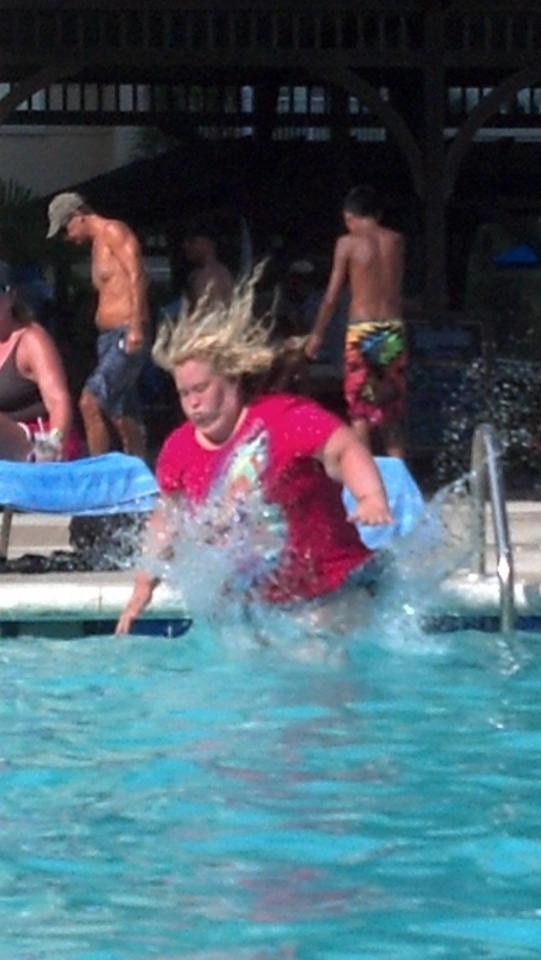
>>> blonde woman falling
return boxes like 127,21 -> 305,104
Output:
115,270 -> 392,639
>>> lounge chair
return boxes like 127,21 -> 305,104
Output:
0,452 -> 158,559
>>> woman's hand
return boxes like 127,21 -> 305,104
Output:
346,490 -> 392,527
114,572 -> 158,636
32,428 -> 63,462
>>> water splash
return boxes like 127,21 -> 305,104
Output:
147,493 -> 285,623
364,474 -> 476,653
435,356 -> 541,486
141,477 -> 481,660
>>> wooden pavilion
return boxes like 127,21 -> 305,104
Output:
1,0 -> 541,472
0,0 -> 540,319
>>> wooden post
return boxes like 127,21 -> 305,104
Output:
422,5 -> 448,322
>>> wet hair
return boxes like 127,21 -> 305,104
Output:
343,185 -> 381,219
152,265 -> 306,388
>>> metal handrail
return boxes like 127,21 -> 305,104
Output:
470,423 -> 515,632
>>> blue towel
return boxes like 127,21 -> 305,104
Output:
342,456 -> 425,549
0,453 -> 423,544
0,453 -> 159,515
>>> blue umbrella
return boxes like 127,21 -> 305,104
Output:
493,243 -> 540,267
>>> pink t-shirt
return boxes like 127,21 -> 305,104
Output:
155,393 -> 371,603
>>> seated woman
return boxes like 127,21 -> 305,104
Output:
0,266 -> 80,461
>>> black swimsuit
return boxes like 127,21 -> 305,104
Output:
0,332 -> 47,422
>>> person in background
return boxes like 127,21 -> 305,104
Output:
305,185 -> 407,459
182,222 -> 234,312
286,258 -> 348,372
46,191 -> 150,458
0,263 -> 79,461
115,272 -> 391,636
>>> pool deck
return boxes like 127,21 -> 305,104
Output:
0,514 -> 183,635
1,501 -> 541,633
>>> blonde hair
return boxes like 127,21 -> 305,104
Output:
153,267 -> 305,380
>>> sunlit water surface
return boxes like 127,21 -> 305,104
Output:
1,477 -> 540,958
1,616 -> 540,960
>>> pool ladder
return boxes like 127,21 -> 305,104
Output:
470,423 -> 515,632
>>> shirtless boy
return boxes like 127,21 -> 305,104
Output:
47,192 -> 150,458
305,185 -> 406,458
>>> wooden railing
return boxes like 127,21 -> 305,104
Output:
0,5 -> 422,56
0,3 -> 537,62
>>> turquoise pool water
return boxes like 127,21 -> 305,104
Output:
0,622 -> 540,959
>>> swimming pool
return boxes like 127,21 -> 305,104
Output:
1,622 -> 540,959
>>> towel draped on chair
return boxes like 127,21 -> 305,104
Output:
0,452 -> 159,516
0,452 -> 423,542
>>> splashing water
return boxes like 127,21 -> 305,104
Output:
366,474 -> 476,652
435,356 -> 541,485
147,492 -> 285,622
141,477 -> 479,660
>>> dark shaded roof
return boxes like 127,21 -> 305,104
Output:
59,137 -> 414,239
63,142 -> 249,228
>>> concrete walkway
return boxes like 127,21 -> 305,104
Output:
0,512 -> 182,630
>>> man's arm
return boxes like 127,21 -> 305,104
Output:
305,238 -> 349,360
105,221 -> 149,350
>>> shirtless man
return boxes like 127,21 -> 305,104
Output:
47,192 -> 149,458
182,225 -> 234,311
305,185 -> 406,458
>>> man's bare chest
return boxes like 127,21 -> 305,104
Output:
92,243 -> 118,285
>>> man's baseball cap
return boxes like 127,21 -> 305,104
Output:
46,191 -> 85,238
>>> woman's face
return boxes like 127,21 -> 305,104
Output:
174,358 -> 242,445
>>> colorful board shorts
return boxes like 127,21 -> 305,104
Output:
84,325 -> 150,420
344,318 -> 407,427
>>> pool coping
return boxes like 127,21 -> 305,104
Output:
0,568 -> 540,628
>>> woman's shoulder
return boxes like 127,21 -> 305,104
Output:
14,321 -> 59,362
158,420 -> 194,457
251,390 -> 304,408
249,391 -> 319,419
16,320 -> 52,344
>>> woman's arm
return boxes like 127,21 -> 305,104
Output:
115,497 -> 175,635
18,323 -> 72,442
319,424 -> 392,526
115,571 -> 161,636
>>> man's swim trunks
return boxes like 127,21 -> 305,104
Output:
84,325 -> 150,420
344,318 -> 406,427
